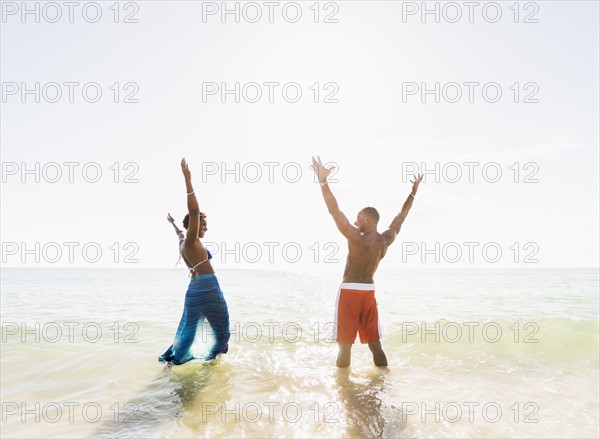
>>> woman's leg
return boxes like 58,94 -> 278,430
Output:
205,289 -> 230,360
170,297 -> 204,364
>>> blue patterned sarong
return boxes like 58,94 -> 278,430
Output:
159,273 -> 230,365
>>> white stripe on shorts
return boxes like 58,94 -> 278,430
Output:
339,282 -> 375,291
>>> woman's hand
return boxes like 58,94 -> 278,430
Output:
181,158 -> 192,181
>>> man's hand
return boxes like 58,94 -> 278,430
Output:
382,173 -> 423,244
167,213 -> 175,224
181,157 -> 192,181
311,156 -> 335,184
410,174 -> 424,196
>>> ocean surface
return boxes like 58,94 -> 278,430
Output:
1,267 -> 598,438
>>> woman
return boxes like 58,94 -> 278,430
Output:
159,158 -> 230,365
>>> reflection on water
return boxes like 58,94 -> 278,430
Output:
93,360 -> 233,438
172,360 -> 235,436
335,368 -> 405,439
170,361 -> 232,410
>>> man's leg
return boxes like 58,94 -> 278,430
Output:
335,285 -> 360,367
360,289 -> 387,367
337,343 -> 352,368
368,340 -> 388,367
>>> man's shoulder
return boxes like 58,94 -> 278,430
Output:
373,231 -> 390,243
347,232 -> 388,247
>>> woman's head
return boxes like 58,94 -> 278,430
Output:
183,212 -> 208,238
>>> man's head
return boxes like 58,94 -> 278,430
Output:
183,212 -> 208,238
355,207 -> 379,233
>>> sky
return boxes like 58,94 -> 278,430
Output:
1,0 -> 599,270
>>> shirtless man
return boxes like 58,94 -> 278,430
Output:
311,156 -> 423,367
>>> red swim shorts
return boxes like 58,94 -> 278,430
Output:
334,283 -> 381,344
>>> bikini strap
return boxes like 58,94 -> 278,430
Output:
179,241 -> 210,277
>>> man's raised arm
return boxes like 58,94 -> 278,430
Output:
311,156 -> 356,239
383,174 -> 423,245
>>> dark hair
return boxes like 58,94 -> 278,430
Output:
361,207 -> 380,222
182,212 -> 207,230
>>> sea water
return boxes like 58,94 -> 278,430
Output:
1,268 -> 598,438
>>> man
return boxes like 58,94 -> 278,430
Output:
311,156 -> 423,367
